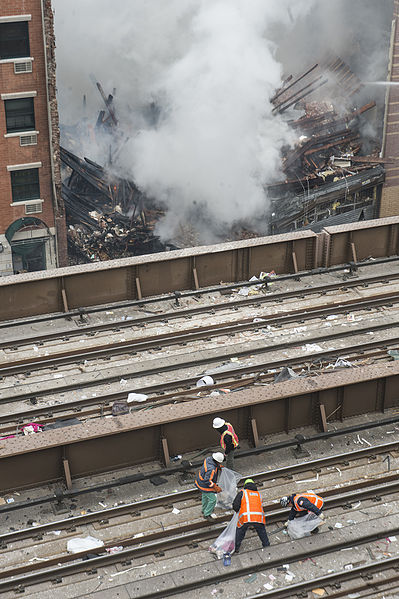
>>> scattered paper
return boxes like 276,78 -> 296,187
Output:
312,590 -> 326,597
105,546 -> 123,554
127,393 -> 148,403
303,343 -> 323,352
67,536 -> 104,553
263,583 -> 273,590
335,522 -> 343,528
172,507 -> 181,515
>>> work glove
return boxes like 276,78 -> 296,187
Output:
213,485 -> 222,493
284,521 -> 289,527
319,513 -> 326,523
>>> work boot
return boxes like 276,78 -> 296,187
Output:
235,547 -> 240,554
310,527 -> 320,534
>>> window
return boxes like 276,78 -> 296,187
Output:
0,22 -> 30,60
5,97 -> 35,133
11,168 -> 40,202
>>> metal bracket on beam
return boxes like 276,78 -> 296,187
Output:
292,251 -> 299,273
319,404 -> 328,433
62,458 -> 72,490
250,418 -> 261,448
192,267 -> 200,291
350,242 -> 358,263
61,288 -> 69,313
161,437 -> 171,467
135,277 -> 143,300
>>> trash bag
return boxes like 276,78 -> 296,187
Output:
209,512 -> 239,558
67,535 -> 104,553
287,513 -> 322,539
216,468 -> 242,510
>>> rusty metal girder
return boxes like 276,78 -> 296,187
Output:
322,216 -> 399,266
0,362 -> 398,492
1,217 -> 399,322
0,231 -> 318,321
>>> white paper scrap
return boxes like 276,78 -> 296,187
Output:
127,393 -> 148,403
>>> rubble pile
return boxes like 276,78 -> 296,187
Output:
67,209 -> 165,263
61,146 -> 170,263
267,56 -> 391,233
62,57 -> 392,255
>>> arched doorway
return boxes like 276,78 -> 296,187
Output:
5,217 -> 52,273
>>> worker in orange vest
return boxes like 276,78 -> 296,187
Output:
233,478 -> 269,553
212,417 -> 239,470
280,492 -> 325,533
195,452 -> 224,520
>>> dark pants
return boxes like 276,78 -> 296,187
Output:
235,522 -> 270,550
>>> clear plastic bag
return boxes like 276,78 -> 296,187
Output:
209,512 -> 239,558
287,512 -> 322,539
216,468 -> 242,510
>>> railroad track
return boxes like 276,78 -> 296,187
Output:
1,413 -> 398,513
0,319 -> 398,408
240,557 -> 399,599
1,470 -> 398,595
2,262 -> 399,352
0,334 -> 397,435
1,288 -> 399,378
0,442 -> 399,597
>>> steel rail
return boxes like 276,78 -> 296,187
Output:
2,412 -> 399,514
0,342 -> 391,431
2,289 -> 399,377
2,482 -> 399,595
246,558 -> 399,599
0,439 -> 396,547
1,319 -> 399,406
2,264 -> 399,350
0,342 -> 393,433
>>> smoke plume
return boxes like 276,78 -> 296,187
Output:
53,0 -> 393,243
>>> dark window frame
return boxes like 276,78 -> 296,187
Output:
0,21 -> 30,60
10,168 -> 40,203
4,97 -> 35,133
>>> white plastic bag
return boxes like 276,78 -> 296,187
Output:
216,468 -> 242,510
67,535 -> 104,553
209,512 -> 239,558
287,513 -> 322,539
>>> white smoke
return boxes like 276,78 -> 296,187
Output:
53,1 -> 319,242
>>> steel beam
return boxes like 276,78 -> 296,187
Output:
0,362 -> 398,492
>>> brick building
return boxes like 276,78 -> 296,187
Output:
0,0 -> 67,275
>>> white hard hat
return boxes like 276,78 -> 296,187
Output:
212,452 -> 225,463
212,417 -> 225,429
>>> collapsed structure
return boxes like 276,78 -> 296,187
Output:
61,55 -> 390,263
268,57 -> 387,233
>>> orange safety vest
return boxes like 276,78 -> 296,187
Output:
220,423 -> 239,450
195,457 -> 219,492
293,492 -> 324,512
237,489 -> 265,528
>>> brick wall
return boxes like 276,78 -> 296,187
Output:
0,0 -> 67,270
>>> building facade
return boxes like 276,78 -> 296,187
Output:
0,0 -> 67,276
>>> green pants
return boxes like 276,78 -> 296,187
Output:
201,491 -> 217,516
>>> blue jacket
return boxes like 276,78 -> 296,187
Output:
195,457 -> 220,492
